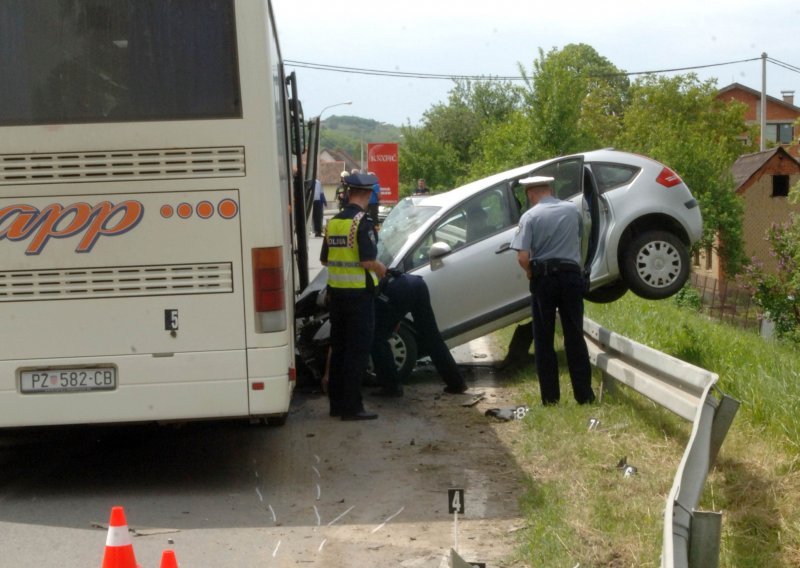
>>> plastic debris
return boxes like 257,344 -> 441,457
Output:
484,405 -> 529,421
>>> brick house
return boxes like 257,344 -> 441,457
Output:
716,83 -> 800,158
695,147 -> 800,279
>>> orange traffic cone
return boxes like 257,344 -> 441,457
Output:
159,550 -> 179,568
101,506 -> 140,568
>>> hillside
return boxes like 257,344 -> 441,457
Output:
320,115 -> 403,159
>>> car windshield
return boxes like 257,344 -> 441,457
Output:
377,198 -> 440,265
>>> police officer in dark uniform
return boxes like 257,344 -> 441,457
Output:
320,173 -> 387,420
371,271 -> 468,397
510,176 -> 595,406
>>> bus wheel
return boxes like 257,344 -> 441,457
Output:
252,415 -> 288,427
266,414 -> 288,427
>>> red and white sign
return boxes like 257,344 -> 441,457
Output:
367,143 -> 399,204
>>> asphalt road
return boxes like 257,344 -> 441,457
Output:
0,215 -> 513,567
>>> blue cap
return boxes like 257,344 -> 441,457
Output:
344,173 -> 378,190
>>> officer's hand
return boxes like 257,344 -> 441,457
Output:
364,259 -> 387,280
374,261 -> 387,280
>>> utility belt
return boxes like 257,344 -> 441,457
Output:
530,258 -> 582,278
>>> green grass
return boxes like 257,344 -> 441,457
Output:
494,294 -> 800,567
586,295 -> 800,454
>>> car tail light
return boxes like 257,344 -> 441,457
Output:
252,247 -> 286,333
656,166 -> 682,188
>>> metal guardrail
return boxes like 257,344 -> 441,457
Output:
583,318 -> 740,568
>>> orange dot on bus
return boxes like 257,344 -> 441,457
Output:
218,199 -> 239,219
160,205 -> 174,218
197,201 -> 214,219
177,203 -> 193,218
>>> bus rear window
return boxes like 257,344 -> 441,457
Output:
0,0 -> 241,126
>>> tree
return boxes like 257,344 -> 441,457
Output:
397,126 -> 462,195
397,80 -> 524,190
421,79 -> 523,165
466,110 -> 539,179
524,44 -> 629,156
465,44 -> 628,179
616,74 -> 755,274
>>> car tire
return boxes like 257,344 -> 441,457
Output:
390,323 -> 419,382
366,322 -> 419,383
584,281 -> 628,303
621,230 -> 689,300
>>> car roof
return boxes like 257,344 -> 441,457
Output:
417,149 -> 658,208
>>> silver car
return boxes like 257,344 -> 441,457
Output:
377,149 -> 702,352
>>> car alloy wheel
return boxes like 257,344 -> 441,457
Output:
621,230 -> 689,300
388,323 -> 419,382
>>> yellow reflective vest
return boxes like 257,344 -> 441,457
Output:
326,212 -> 378,290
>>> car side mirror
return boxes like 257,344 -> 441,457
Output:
429,241 -> 452,259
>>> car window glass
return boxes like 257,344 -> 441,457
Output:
377,199 -> 440,266
592,163 -> 640,193
463,188 -> 512,243
406,209 -> 466,269
405,186 -> 514,269
539,159 -> 582,200
513,157 -> 584,212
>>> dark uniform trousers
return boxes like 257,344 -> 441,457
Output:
530,269 -> 594,405
372,274 -> 465,391
312,200 -> 324,236
329,290 -> 374,415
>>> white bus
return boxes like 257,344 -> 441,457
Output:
0,0 -> 319,428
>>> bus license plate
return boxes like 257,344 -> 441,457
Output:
20,368 -> 117,394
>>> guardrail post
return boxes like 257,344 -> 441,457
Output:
708,394 -> 740,467
689,511 -> 722,568
599,370 -> 616,403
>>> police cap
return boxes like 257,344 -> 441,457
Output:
344,173 -> 378,191
520,175 -> 555,189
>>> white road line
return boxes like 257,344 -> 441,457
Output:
312,466 -> 321,478
313,505 -> 321,526
371,506 -> 405,533
327,505 -> 354,526
272,540 -> 281,558
268,504 -> 276,523
315,483 -> 321,500
255,487 -> 263,502
318,538 -> 327,552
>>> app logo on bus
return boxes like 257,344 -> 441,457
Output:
0,200 -> 143,255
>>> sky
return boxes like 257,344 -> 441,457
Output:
271,0 -> 800,127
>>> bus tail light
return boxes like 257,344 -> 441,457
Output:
252,247 -> 286,333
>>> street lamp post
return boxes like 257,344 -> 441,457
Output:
317,101 -> 352,169
316,100 -> 352,120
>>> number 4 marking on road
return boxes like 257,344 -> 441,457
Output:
448,488 -> 465,514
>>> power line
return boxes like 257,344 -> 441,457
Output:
767,56 -> 800,75
284,60 -> 518,81
607,57 -> 762,77
285,56 -> 769,81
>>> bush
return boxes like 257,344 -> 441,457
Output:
673,283 -> 702,311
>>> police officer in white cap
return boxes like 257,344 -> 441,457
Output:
510,176 -> 595,406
